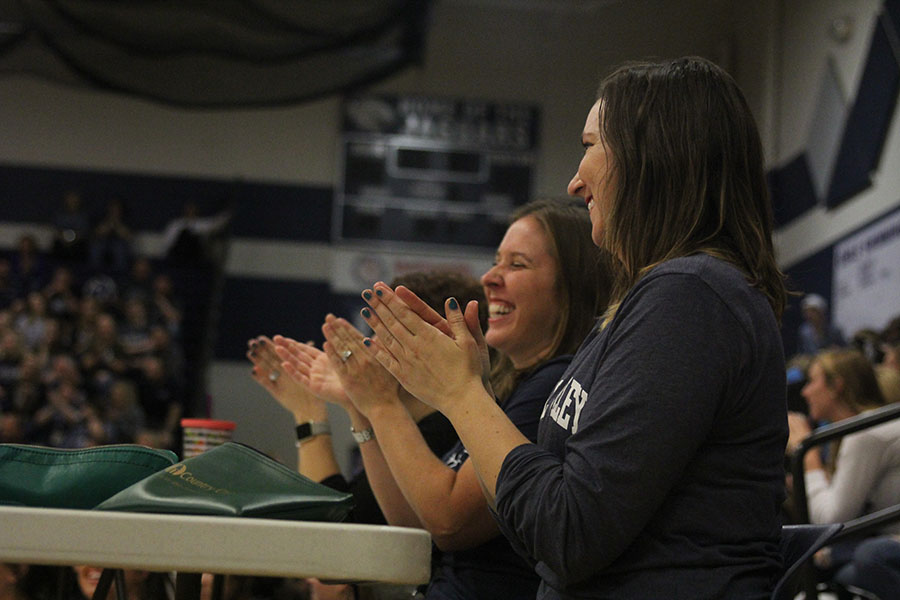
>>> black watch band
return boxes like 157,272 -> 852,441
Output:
295,421 -> 331,443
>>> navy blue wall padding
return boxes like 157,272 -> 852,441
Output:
826,15 -> 900,207
229,184 -> 332,242
214,278 -> 333,360
885,0 -> 900,38
782,246 -> 835,359
0,164 -> 236,229
0,163 -> 331,242
768,153 -> 818,227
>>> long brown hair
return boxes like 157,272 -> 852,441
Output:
491,198 -> 615,401
596,57 -> 786,321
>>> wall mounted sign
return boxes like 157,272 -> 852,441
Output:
335,95 -> 539,248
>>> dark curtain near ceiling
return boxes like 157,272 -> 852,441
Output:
0,0 -> 432,107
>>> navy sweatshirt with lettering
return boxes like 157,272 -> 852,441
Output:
494,254 -> 788,599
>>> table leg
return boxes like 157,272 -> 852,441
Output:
211,574 -> 224,600
92,569 -> 117,600
175,572 -> 203,600
114,570 -> 126,600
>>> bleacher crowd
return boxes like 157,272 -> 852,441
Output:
0,194 -> 191,453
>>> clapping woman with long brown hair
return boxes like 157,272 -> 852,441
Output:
356,57 -> 789,598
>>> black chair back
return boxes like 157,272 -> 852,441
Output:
773,523 -> 843,600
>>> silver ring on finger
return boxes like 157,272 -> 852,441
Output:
269,371 -> 280,382
340,349 -> 352,362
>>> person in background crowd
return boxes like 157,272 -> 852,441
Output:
51,190 -> 92,263
79,313 -> 127,395
119,297 -> 154,360
162,201 -> 232,265
43,266 -> 80,344
798,293 -> 845,355
0,259 -> 18,310
148,274 -> 182,338
851,328 -> 885,365
147,325 -> 185,383
788,350 -> 895,525
788,349 -> 900,587
10,235 -> 48,298
69,566 -> 168,600
30,379 -> 91,448
122,257 -> 155,304
86,379 -> 146,445
89,197 -> 133,278
9,352 -> 44,433
0,329 -> 24,400
80,273 -> 119,311
135,355 -> 182,450
13,292 -> 50,351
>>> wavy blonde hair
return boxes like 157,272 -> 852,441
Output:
815,349 -> 886,414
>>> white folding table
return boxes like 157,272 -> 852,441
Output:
0,505 -> 431,598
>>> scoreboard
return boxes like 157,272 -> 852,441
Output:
335,95 -> 539,248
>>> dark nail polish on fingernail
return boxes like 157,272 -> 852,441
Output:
363,291 -> 372,300
375,289 -> 383,297
448,298 -> 458,310
363,339 -> 371,347
361,308 -> 371,318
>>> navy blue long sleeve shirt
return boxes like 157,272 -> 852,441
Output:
495,255 -> 788,599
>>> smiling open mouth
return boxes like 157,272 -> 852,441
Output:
488,302 -> 512,318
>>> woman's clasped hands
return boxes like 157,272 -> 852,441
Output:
317,313 -> 404,415
270,334 -> 351,409
356,282 -> 492,414
246,335 -> 329,419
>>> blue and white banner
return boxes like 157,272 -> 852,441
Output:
833,206 -> 900,336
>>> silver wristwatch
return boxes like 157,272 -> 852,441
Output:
350,426 -> 375,444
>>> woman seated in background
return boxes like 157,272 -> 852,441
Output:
247,270 -> 482,525
788,349 -> 899,527
277,199 -> 614,600
788,348 -> 900,586
355,57 -> 789,598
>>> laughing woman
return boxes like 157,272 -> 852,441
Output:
284,199 -> 613,600
357,57 -> 789,599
